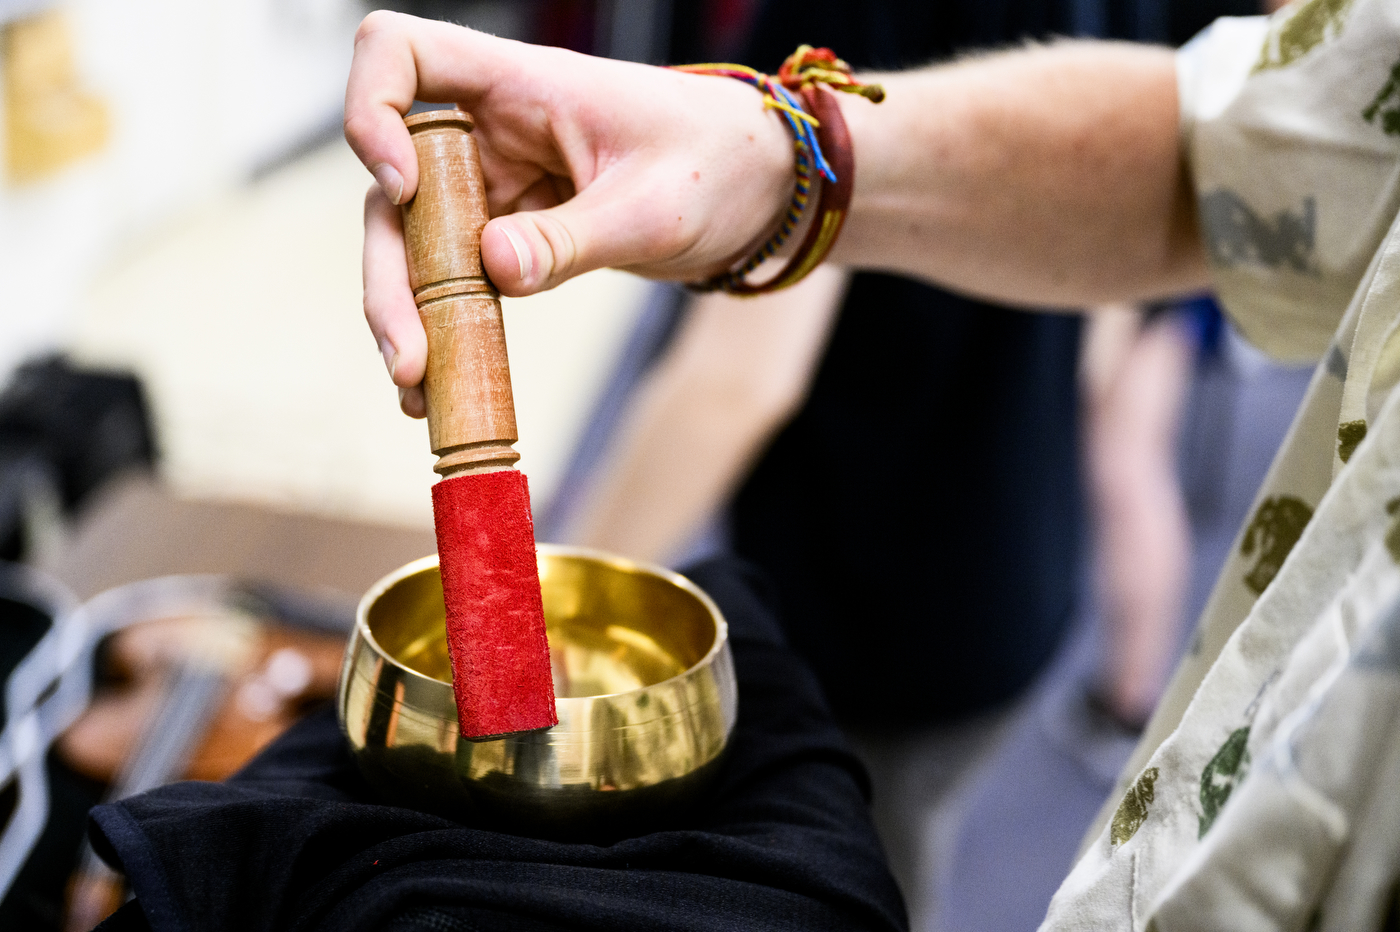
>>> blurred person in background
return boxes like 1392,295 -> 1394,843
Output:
1080,302 -> 1211,730
552,1 -> 1259,925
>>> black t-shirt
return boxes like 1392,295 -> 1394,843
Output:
731,277 -> 1084,725
730,1 -> 1089,728
88,560 -> 907,932
728,0 -> 1251,728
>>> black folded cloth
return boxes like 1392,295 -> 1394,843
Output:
87,559 -> 908,932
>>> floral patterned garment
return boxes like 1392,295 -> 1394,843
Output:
1044,0 -> 1400,928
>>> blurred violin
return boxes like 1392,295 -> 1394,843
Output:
57,609 -> 345,931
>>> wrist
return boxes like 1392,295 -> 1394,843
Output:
728,88 -> 799,271
824,74 -> 887,267
677,48 -> 883,294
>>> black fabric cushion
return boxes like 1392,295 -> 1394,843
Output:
88,559 -> 907,932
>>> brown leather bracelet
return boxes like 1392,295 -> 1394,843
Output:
719,84 -> 854,296
680,46 -> 879,296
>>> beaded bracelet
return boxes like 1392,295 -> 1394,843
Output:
672,46 -> 884,295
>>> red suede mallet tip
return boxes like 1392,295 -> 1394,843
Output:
432,468 -> 557,740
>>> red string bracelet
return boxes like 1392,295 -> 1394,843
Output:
671,46 -> 884,296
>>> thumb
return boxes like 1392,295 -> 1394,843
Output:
480,175 -> 697,296
481,211 -> 582,298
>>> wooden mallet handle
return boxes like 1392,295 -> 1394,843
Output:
400,109 -> 557,740
401,109 -> 520,478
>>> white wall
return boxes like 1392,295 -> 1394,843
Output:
67,139 -> 649,529
0,0 -> 364,380
1,1 -> 650,531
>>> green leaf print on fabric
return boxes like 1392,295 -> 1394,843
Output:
1364,58 -> 1400,136
1254,0 -> 1356,72
1241,496 -> 1315,595
1199,191 -> 1316,274
1199,726 -> 1251,838
1326,344 -> 1349,381
1386,501 -> 1400,564
1338,419 -> 1368,463
1111,767 -> 1160,846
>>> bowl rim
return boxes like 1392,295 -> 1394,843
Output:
354,543 -> 730,702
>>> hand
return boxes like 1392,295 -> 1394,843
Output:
346,12 -> 793,414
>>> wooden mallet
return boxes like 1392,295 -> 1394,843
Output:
400,109 -> 557,740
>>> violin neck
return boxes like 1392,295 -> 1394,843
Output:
64,661 -> 227,932
111,662 -> 227,799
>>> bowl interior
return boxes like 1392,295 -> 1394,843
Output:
365,552 -> 719,698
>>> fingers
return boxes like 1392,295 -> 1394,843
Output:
345,12 -> 536,207
363,185 -> 428,418
344,11 -> 423,204
398,384 -> 426,419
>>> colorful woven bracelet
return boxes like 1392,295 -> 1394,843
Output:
671,45 -> 884,296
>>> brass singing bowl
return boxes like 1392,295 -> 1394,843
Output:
338,545 -> 737,839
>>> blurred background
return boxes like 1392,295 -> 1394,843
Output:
0,0 -> 737,581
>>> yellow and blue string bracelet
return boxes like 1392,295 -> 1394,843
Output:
671,46 -> 884,295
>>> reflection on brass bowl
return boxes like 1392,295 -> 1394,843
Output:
338,545 -> 737,839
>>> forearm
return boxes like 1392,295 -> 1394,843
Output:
834,41 -> 1208,307
348,18 -> 1211,398
568,269 -> 846,563
569,373 -> 761,564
